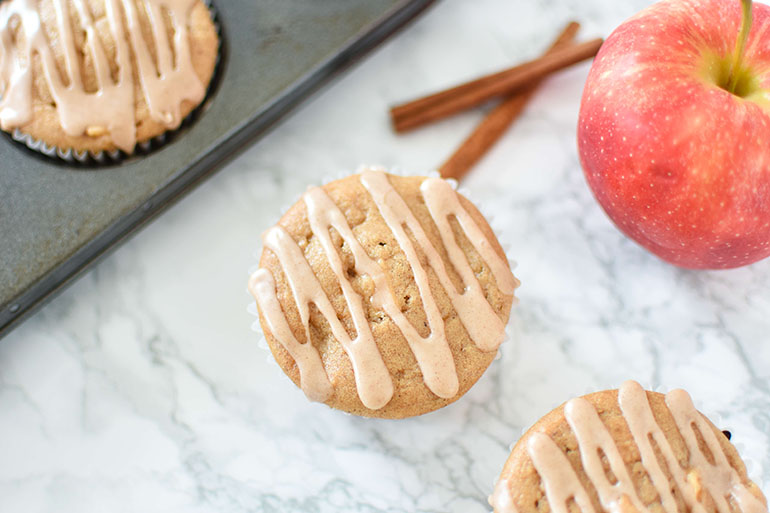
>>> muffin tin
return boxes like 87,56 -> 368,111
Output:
0,0 -> 435,338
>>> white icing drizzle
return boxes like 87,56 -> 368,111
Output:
248,268 -> 333,404
258,225 -> 392,410
418,175 -> 515,350
121,0 -> 205,127
421,177 -> 518,295
248,170 -> 516,409
494,381 -> 768,513
565,397 -> 649,513
665,389 -> 767,513
361,170 -> 511,353
0,0 -> 205,152
489,477 -> 521,513
303,185 -> 457,400
528,432 -> 598,513
619,380 -> 703,513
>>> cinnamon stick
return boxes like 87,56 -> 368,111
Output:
439,22 -> 581,180
390,36 -> 603,133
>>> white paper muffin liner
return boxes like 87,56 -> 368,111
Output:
245,165 -> 521,407
10,127 -> 156,164
3,0 -> 223,166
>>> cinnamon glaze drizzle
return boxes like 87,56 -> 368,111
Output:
248,169 -> 517,410
490,381 -> 767,513
0,0 -> 205,152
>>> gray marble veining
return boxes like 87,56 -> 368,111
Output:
1,0 -> 769,511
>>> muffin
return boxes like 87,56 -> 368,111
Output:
490,380 -> 768,513
248,169 -> 519,419
0,0 -> 218,157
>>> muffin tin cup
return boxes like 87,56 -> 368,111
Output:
5,0 -> 223,166
246,166 -> 521,408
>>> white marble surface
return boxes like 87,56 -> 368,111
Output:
3,0 -> 770,511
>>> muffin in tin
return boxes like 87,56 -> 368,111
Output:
490,380 -> 767,513
248,169 -> 519,419
0,0 -> 219,158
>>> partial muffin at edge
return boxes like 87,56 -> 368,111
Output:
491,381 -> 768,513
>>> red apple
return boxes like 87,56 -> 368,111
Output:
578,0 -> 770,269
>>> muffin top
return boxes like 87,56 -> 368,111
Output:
491,380 -> 768,513
249,169 -> 518,418
0,0 -> 218,154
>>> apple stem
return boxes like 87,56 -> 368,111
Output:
727,0 -> 753,93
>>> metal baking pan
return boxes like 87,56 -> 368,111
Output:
0,0 -> 435,338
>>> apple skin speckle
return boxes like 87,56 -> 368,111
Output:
577,0 -> 770,269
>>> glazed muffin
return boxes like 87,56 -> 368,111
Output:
248,169 -> 519,419
490,380 -> 768,513
0,0 -> 218,156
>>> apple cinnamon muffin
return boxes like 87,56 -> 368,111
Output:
0,0 -> 218,157
490,380 -> 768,513
248,169 -> 519,419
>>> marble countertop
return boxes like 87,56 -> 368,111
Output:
3,0 -> 770,511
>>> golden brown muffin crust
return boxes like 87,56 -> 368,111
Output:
257,173 -> 516,419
